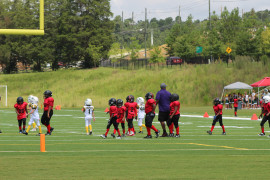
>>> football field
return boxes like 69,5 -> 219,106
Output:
1,107 -> 270,180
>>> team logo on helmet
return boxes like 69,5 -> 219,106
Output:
109,98 -> 117,106
117,99 -> 123,106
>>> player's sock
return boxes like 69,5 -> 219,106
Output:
132,127 -> 135,133
139,126 -> 143,131
89,125 -> 92,132
19,126 -> 22,131
32,122 -> 36,128
85,126 -> 89,134
151,125 -> 158,132
169,125 -> 173,134
176,126 -> 179,134
123,129 -> 125,134
38,126 -> 42,133
147,127 -> 151,135
117,129 -> 121,136
128,128 -> 130,134
23,125 -> 25,130
105,128 -> 110,136
113,129 -> 116,134
47,124 -> 51,133
26,125 -> 31,133
261,127 -> 265,133
210,125 -> 215,132
234,112 -> 237,116
221,125 -> 225,132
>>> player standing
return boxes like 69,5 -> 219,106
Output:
136,97 -> 146,133
83,98 -> 95,135
41,90 -> 54,135
144,92 -> 159,138
125,95 -> 137,136
167,94 -> 180,137
14,97 -> 28,134
27,95 -> 38,132
233,95 -> 238,117
101,98 -> 121,139
25,96 -> 42,135
112,99 -> 126,137
258,96 -> 270,136
207,98 -> 226,135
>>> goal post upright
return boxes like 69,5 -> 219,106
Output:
0,0 -> 44,35
0,85 -> 7,107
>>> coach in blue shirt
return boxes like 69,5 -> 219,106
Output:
156,83 -> 171,137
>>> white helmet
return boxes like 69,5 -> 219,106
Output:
136,97 -> 144,105
32,96 -> 39,104
28,95 -> 34,103
85,98 -> 92,106
264,96 -> 270,103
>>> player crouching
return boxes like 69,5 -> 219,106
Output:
101,98 -> 121,139
83,98 -> 95,135
207,98 -> 226,135
25,96 -> 42,135
167,94 -> 180,138
144,93 -> 159,138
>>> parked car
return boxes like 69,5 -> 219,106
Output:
166,57 -> 183,65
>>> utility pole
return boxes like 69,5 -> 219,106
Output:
151,29 -> 153,46
144,8 -> 147,59
178,6 -> 181,24
132,11 -> 134,25
121,11 -> 124,58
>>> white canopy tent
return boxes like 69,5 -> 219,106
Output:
221,82 -> 253,98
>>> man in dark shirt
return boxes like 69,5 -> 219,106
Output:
156,83 -> 171,137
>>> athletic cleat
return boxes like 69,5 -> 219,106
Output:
258,133 -> 265,136
111,133 -> 115,138
155,131 -> 159,138
144,135 -> 152,139
0,130 -> 2,133
89,131 -> 92,135
24,132 -> 28,135
19,130 -> 23,134
45,132 -> 51,135
222,132 -> 226,135
50,127 -> 54,133
22,130 -> 26,134
30,128 -> 37,132
161,133 -> 168,137
169,133 -> 174,137
207,130 -> 212,135
101,134 -> 107,139
122,134 -> 126,137
175,134 -> 180,138
138,131 -> 143,134
116,135 -> 122,139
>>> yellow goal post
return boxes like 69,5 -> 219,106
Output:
0,0 -> 44,35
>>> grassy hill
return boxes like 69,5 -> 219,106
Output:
0,57 -> 269,108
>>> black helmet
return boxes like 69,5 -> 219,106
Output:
109,98 -> 117,106
126,96 -> 129,102
17,96 -> 24,104
170,93 -> 179,102
214,98 -> 220,105
145,92 -> 154,100
128,95 -> 134,103
44,90 -> 52,97
117,99 -> 123,106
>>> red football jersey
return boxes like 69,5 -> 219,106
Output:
233,98 -> 238,108
169,101 -> 180,116
213,104 -> 223,115
126,102 -> 138,119
264,103 -> 270,114
145,99 -> 156,114
117,106 -> 127,123
109,105 -> 118,117
14,102 -> 28,120
44,97 -> 54,111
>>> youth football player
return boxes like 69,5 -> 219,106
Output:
25,96 -> 42,135
144,93 -> 159,138
207,98 -> 226,135
136,97 -> 146,133
233,95 -> 238,117
125,95 -> 137,136
258,96 -> 270,136
41,90 -> 54,135
27,95 -> 37,132
112,99 -> 126,137
14,97 -> 28,134
167,94 -> 180,137
101,98 -> 121,139
83,98 -> 95,135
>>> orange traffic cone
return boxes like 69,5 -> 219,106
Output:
104,108 -> 109,113
203,112 -> 209,118
58,105 -> 61,110
251,114 -> 258,120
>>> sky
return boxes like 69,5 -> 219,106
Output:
110,0 -> 270,21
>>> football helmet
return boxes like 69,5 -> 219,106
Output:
136,97 -> 144,105
127,95 -> 134,102
145,92 -> 154,100
117,99 -> 123,106
85,98 -> 92,106
44,90 -> 52,97
213,98 -> 220,105
170,93 -> 179,102
109,98 -> 117,106
264,96 -> 270,103
32,96 -> 39,104
28,95 -> 34,103
17,97 -> 24,104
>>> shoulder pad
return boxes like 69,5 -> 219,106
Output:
32,104 -> 38,109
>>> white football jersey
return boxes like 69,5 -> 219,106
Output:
138,105 -> 145,119
31,104 -> 39,119
84,106 -> 94,118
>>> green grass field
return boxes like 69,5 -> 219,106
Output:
1,107 -> 270,179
